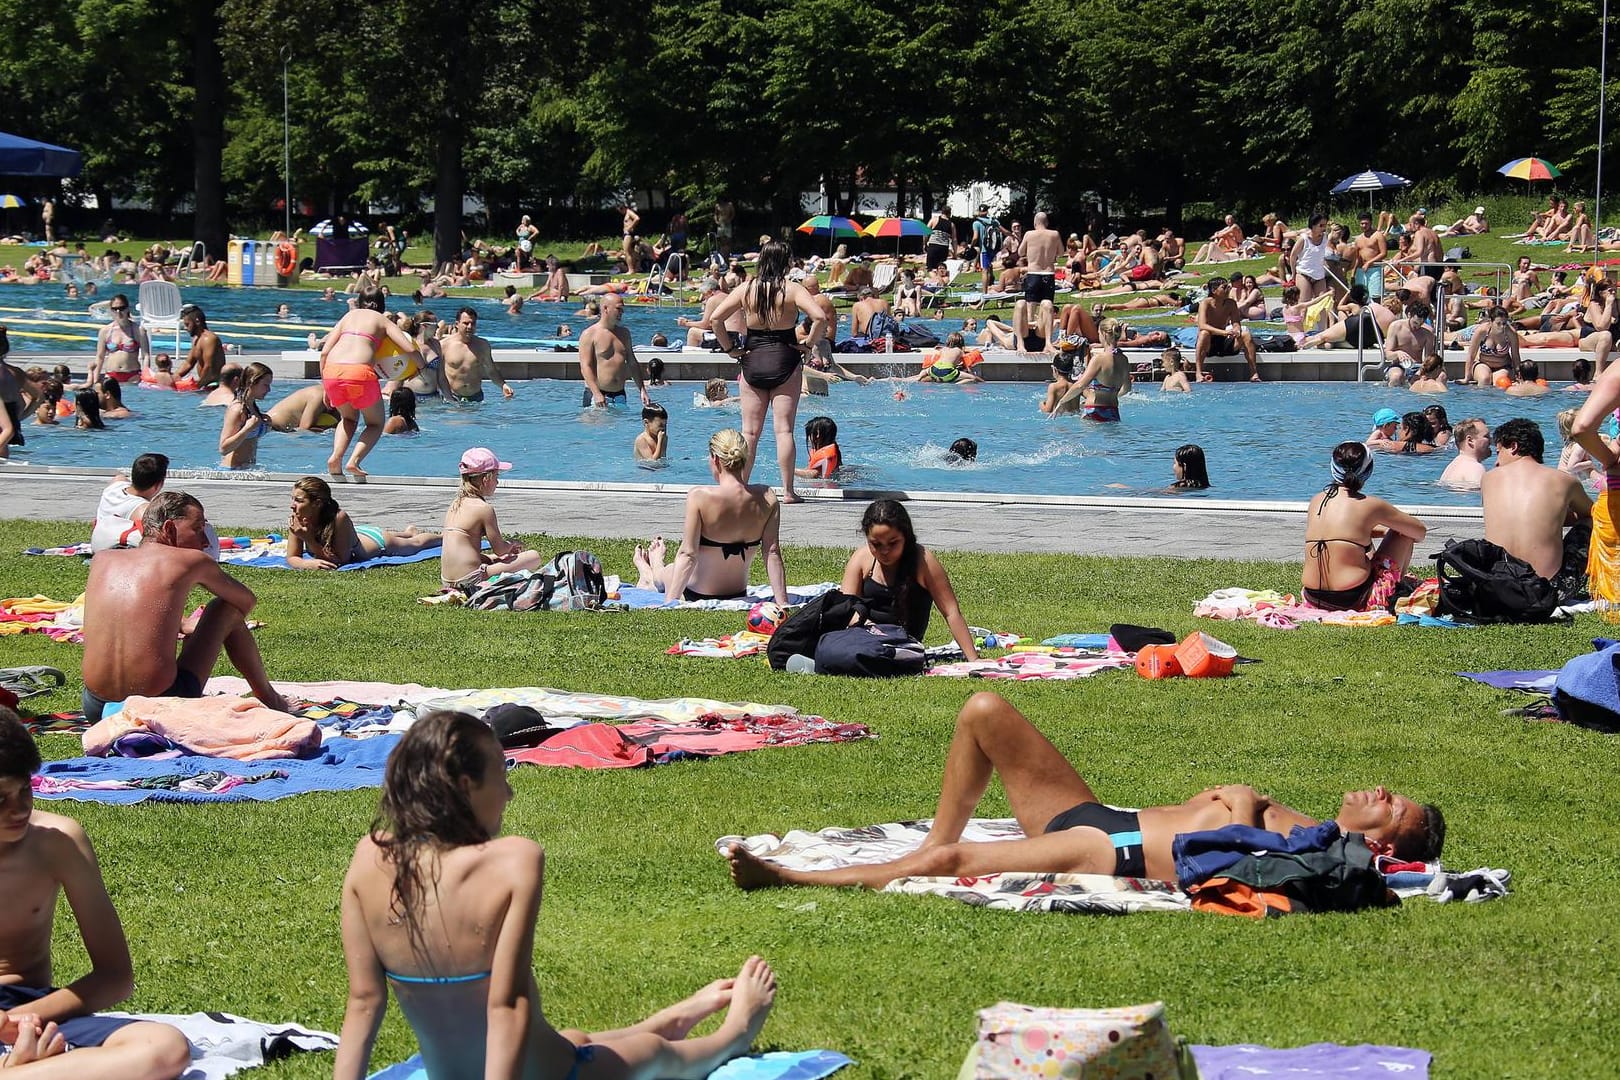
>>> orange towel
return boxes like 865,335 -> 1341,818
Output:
84,696 -> 319,760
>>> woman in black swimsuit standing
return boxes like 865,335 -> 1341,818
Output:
710,241 -> 828,502
1301,442 -> 1428,611
633,429 -> 789,605
840,500 -> 980,658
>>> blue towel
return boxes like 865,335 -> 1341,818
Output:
32,735 -> 399,804
369,1049 -> 851,1080
1041,633 -> 1112,649
223,546 -> 447,571
617,584 -> 835,610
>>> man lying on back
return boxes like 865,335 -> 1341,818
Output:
0,707 -> 192,1077
728,692 -> 1444,890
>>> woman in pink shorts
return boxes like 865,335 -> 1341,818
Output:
320,285 -> 420,477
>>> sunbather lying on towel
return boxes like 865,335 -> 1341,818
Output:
0,707 -> 193,1077
727,691 -> 1444,890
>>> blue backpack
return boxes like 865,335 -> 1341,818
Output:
814,623 -> 927,677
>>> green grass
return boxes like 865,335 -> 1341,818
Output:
5,517 -> 1619,1076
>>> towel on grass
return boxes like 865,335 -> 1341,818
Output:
369,1049 -> 851,1080
616,581 -> 838,611
669,631 -> 772,658
30,734 -> 399,804
1458,669 -> 1559,692
508,712 -> 872,769
0,593 -> 86,644
1191,1043 -> 1429,1078
927,653 -> 1132,680
1194,582 -> 1468,629
91,1010 -> 338,1080
411,687 -> 812,726
84,695 -> 321,760
21,542 -> 94,557
205,677 -> 452,707
218,539 -> 448,571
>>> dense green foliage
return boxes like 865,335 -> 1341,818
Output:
3,516 -> 1620,1077
0,0 -> 1611,242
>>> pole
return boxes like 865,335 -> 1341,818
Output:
1597,0 -> 1608,270
281,46 -> 291,238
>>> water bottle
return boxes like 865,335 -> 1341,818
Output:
885,330 -> 895,354
785,654 -> 816,674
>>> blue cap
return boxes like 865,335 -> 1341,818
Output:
1373,408 -> 1400,427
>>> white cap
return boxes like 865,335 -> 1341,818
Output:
1474,206 -> 1486,216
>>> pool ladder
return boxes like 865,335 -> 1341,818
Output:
174,242 -> 207,280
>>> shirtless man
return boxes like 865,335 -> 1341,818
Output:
728,692 -> 1445,891
440,308 -> 512,404
578,293 -> 650,408
1349,214 -> 1387,294
1192,277 -> 1259,381
850,287 -> 891,338
1382,300 -> 1438,386
267,384 -> 340,432
621,205 -> 642,272
173,305 -> 224,389
714,196 -> 736,260
1482,418 -> 1592,597
1439,418 -> 1491,489
0,709 -> 194,1079
1017,211 -> 1062,311
677,278 -> 739,347
80,492 -> 288,724
1408,213 -> 1443,285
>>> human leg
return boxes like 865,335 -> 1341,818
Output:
632,537 -> 670,591
1472,361 -> 1495,387
1241,329 -> 1260,380
770,373 -> 803,502
379,527 -> 443,555
737,381 -> 768,481
175,598 -> 285,713
0,1020 -> 191,1080
345,401 -> 386,476
1193,331 -> 1214,381
327,408 -> 357,475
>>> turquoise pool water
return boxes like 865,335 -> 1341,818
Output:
5,375 -> 1582,505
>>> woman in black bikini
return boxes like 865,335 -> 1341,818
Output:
1301,442 -> 1428,611
632,429 -> 789,605
709,241 -> 828,502
840,500 -> 980,658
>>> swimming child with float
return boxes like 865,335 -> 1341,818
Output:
439,447 -> 544,592
796,415 -> 842,479
912,333 -> 984,383
286,476 -> 442,569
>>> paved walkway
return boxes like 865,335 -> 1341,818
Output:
3,471 -> 1485,559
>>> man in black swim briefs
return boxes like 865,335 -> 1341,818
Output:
578,294 -> 650,408
727,692 -> 1444,890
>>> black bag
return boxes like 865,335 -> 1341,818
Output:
899,322 -> 940,349
1444,245 -> 1472,262
1434,539 -> 1560,623
814,623 -> 928,677
767,590 -> 869,670
1253,332 -> 1298,352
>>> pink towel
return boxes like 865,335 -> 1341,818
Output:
84,696 -> 320,760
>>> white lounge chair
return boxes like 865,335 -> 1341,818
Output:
870,262 -> 898,294
137,279 -> 184,359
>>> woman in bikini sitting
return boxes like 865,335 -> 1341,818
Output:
841,499 -> 979,658
333,709 -> 778,1080
1467,306 -> 1523,385
285,476 -> 441,570
1301,442 -> 1428,612
320,285 -> 421,477
709,240 -> 827,503
1051,317 -> 1131,422
633,429 -> 788,605
84,294 -> 147,386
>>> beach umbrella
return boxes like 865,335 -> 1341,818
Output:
0,194 -> 25,208
1498,156 -> 1562,196
308,218 -> 370,239
1329,169 -> 1413,212
863,216 -> 929,258
797,214 -> 863,257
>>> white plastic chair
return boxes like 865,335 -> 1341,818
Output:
138,279 -> 184,359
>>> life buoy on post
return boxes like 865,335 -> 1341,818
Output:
274,241 -> 298,284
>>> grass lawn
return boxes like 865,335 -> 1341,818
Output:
2,515 -> 1618,1078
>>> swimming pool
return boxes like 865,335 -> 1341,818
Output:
5,377 -> 1583,505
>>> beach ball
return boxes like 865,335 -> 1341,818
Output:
747,601 -> 785,636
1493,370 -> 1512,389
374,338 -> 419,382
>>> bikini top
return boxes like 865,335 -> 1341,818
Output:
1306,485 -> 1373,560
862,567 -> 933,640
699,534 -> 761,559
385,969 -> 490,986
339,329 -> 383,346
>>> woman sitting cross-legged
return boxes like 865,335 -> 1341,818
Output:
333,710 -> 779,1080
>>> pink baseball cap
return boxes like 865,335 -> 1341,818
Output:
459,447 -> 512,474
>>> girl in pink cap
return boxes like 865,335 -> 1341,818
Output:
440,447 -> 542,592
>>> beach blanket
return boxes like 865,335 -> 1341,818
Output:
926,653 -> 1133,680
30,734 -> 398,804
21,542 -> 94,557
205,677 -> 452,706
1190,1043 -> 1430,1078
84,696 -> 322,760
718,819 -> 1504,913
1458,669 -> 1559,692
508,712 -> 872,769
1194,582 -> 1468,629
411,687 -> 816,726
668,631 -> 772,658
92,1010 -> 338,1080
0,593 -> 86,644
369,1049 -> 852,1080
616,581 -> 839,611
217,539 -> 448,571
19,710 -> 86,736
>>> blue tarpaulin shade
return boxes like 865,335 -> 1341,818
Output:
0,131 -> 82,177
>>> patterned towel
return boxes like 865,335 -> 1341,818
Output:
667,632 -> 771,658
717,818 -> 1190,914
1194,582 -> 1467,629
92,1010 -> 338,1080
412,687 -> 810,725
507,712 -> 872,769
20,711 -> 89,735
370,1049 -> 851,1080
927,653 -> 1132,680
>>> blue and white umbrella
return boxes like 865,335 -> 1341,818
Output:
1330,169 -> 1412,211
308,219 -> 369,239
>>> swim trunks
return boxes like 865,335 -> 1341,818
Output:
1082,403 -> 1121,422
926,362 -> 960,383
1023,272 -> 1055,305
4,399 -> 22,445
0,985 -> 140,1050
582,387 -> 627,407
1206,334 -> 1239,357
81,668 -> 203,725
1044,803 -> 1146,877
450,390 -> 486,404
324,375 -> 382,411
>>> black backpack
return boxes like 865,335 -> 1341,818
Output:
814,623 -> 928,678
1434,539 -> 1561,623
767,591 -> 868,670
979,217 -> 1005,254
866,310 -> 902,342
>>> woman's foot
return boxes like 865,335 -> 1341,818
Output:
325,455 -> 343,477
716,956 -> 777,1051
645,978 -> 737,1041
631,543 -> 655,589
648,536 -> 667,566
727,844 -> 789,890
345,460 -> 369,480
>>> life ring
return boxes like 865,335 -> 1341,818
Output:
274,241 -> 298,277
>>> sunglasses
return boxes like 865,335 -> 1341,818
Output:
110,305 -> 128,312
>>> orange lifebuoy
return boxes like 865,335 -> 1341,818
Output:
274,241 -> 298,277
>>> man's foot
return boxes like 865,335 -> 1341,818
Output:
1,1017 -> 66,1066
717,956 -> 777,1050
647,978 -> 737,1040
1250,373 -> 1263,382
727,844 -> 788,890
345,461 -> 368,480
1197,372 -> 1215,383
326,456 -> 343,477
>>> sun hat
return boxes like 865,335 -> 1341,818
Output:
1373,408 -> 1400,427
1474,206 -> 1486,216
459,447 -> 512,474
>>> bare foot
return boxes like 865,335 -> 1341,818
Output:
346,461 -> 369,480
646,978 -> 737,1040
727,844 -> 787,891
1,1017 -> 67,1066
781,492 -> 805,504
631,544 -> 656,590
647,536 -> 667,565
718,956 -> 777,1051
325,456 -> 342,477
1250,373 -> 1263,382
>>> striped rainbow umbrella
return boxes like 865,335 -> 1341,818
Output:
862,216 -> 929,257
1498,156 -> 1562,181
797,214 -> 863,256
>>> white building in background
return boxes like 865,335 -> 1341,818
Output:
798,182 -> 1021,219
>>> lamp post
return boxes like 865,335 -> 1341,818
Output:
1597,0 -> 1608,269
281,45 -> 291,236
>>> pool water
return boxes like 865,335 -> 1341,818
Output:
6,376 -> 1582,505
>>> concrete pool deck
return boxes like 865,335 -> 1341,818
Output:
2,468 -> 1486,560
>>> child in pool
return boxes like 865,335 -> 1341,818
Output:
1171,443 -> 1210,489
1567,357 -> 1593,392
795,415 -> 841,479
384,386 -> 419,434
635,402 -> 668,460
34,378 -> 63,425
1557,407 -> 1603,487
150,353 -> 176,389
699,377 -> 737,407
1160,347 -> 1191,392
440,447 -> 543,591
75,390 -> 106,430
647,355 -> 670,385
912,332 -> 983,383
218,361 -> 273,468
286,475 -> 442,569
947,437 -> 978,463
1409,354 -> 1448,394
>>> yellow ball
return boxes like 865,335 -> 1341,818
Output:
374,338 -> 418,382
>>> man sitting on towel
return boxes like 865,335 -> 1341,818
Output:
1481,417 -> 1592,601
80,492 -> 288,723
728,692 -> 1444,890
0,707 -> 193,1077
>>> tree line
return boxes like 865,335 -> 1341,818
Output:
0,0 -> 1610,264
